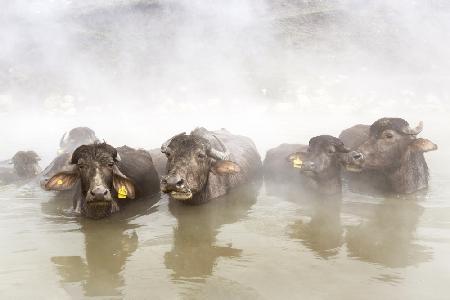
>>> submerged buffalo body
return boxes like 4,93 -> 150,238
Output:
263,143 -> 307,182
40,127 -> 99,188
264,135 -> 352,195
147,148 -> 168,178
341,118 -> 437,194
45,143 -> 160,219
0,151 -> 41,184
160,128 -> 262,204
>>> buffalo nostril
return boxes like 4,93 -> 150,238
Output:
353,154 -> 362,160
103,190 -> 108,196
90,190 -> 95,196
176,179 -> 184,188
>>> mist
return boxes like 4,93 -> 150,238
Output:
1,0 -> 449,164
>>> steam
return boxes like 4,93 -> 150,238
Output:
0,0 -> 448,163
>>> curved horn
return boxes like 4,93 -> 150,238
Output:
89,131 -> 99,143
207,135 -> 230,160
115,153 -> 121,162
402,121 -> 423,135
59,132 -> 68,148
161,132 -> 186,153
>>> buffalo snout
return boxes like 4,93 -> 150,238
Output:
87,185 -> 111,202
161,174 -> 185,192
350,151 -> 364,162
345,151 -> 365,172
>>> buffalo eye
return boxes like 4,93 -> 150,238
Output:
198,153 -> 206,159
78,163 -> 85,169
384,132 -> 394,139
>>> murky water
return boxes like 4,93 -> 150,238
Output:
0,126 -> 448,300
2,1 -> 449,298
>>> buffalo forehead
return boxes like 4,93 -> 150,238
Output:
370,118 -> 409,137
309,135 -> 342,150
170,136 -> 208,152
72,144 -> 116,164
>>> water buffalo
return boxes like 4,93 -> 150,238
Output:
341,118 -> 438,194
264,135 -> 351,195
160,128 -> 262,204
40,127 -> 99,188
44,143 -> 160,219
0,151 -> 41,184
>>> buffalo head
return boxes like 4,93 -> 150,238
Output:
160,133 -> 240,203
45,143 -> 135,219
11,151 -> 41,178
287,135 -> 351,182
349,118 -> 437,172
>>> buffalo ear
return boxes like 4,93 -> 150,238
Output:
45,171 -> 79,191
410,138 -> 438,153
112,166 -> 136,199
287,152 -> 307,169
211,160 -> 241,175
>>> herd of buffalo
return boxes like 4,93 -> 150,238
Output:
0,117 -> 438,219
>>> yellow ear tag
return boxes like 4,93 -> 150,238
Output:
118,186 -> 128,199
57,179 -> 63,185
292,157 -> 303,169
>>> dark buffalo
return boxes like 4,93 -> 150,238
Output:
160,128 -> 262,204
44,143 -> 160,219
0,151 -> 41,184
263,135 -> 351,195
40,127 -> 99,188
341,118 -> 437,194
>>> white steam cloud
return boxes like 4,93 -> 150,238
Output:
0,0 -> 449,163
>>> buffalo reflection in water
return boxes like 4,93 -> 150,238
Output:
45,193 -> 159,297
289,195 -> 344,259
345,196 -> 432,268
269,179 -> 431,268
164,182 -> 260,282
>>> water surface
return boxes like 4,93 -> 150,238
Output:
1,131 -> 449,300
